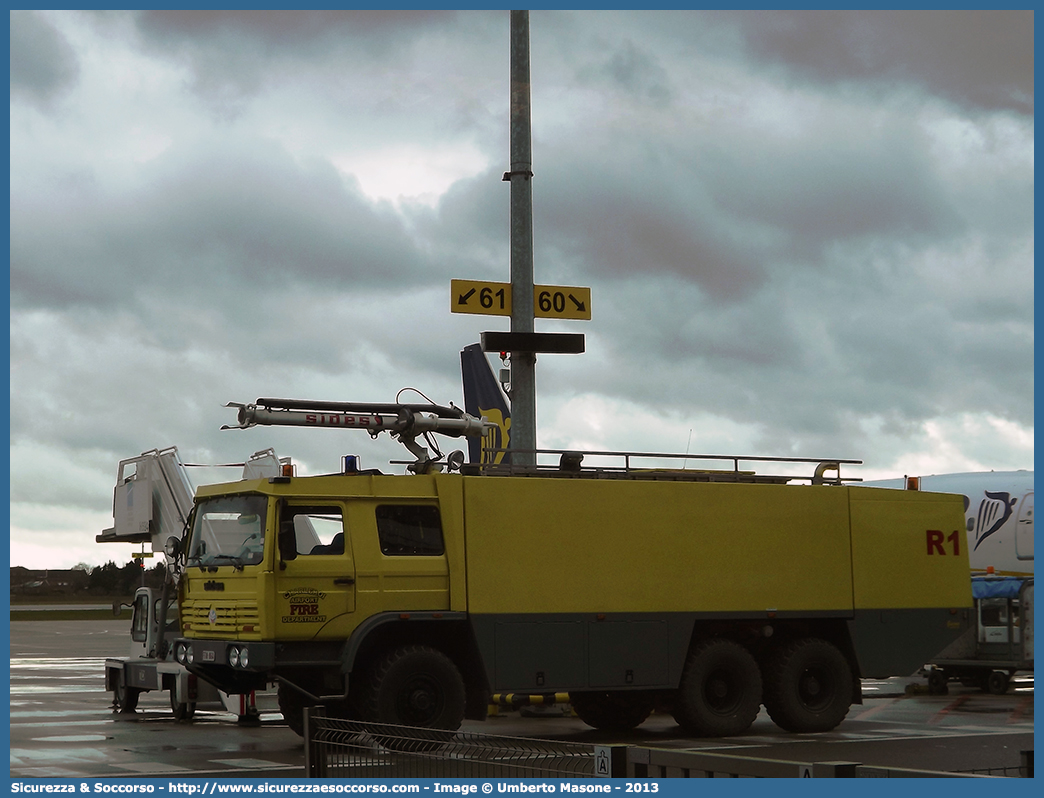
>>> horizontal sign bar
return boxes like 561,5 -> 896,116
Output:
480,331 -> 586,354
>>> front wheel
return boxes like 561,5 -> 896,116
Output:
763,638 -> 853,733
114,681 -> 141,713
672,639 -> 762,737
170,689 -> 196,721
359,645 -> 465,750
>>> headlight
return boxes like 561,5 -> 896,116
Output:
186,646 -> 194,665
228,646 -> 240,668
239,647 -> 249,669
175,642 -> 187,664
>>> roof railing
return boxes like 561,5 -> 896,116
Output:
469,448 -> 862,485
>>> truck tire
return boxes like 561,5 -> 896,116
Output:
169,689 -> 196,721
672,639 -> 762,737
986,671 -> 1010,695
570,691 -> 655,731
114,682 -> 141,713
763,637 -> 852,733
278,684 -> 311,737
927,668 -> 949,695
359,645 -> 465,750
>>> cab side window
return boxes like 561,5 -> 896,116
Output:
376,505 -> 444,556
131,593 -> 150,642
280,506 -> 345,557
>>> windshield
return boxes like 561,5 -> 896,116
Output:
187,495 -> 267,568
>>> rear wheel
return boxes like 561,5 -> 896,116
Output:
927,668 -> 949,695
570,691 -> 655,731
672,639 -> 762,737
986,671 -> 1010,695
763,638 -> 853,733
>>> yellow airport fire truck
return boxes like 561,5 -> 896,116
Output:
170,396 -> 972,738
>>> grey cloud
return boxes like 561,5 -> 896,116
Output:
575,38 -> 673,108
10,138 -> 433,310
729,10 -> 1034,115
536,148 -> 767,303
135,9 -> 454,49
123,9 -> 468,111
10,11 -> 80,105
699,121 -> 964,259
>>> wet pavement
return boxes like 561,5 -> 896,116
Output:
10,620 -> 1034,778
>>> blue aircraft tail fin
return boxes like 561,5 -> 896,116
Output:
460,343 -> 511,465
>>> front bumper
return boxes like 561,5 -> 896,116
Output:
172,637 -> 275,694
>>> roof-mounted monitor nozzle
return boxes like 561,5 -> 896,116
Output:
222,397 -> 496,474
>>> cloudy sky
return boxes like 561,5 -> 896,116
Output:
10,9 -> 1034,570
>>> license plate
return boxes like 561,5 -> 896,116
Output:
202,650 -> 215,662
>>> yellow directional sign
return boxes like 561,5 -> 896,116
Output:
534,284 -> 591,320
452,280 -> 591,320
451,279 -> 511,316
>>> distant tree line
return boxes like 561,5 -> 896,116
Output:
10,560 -> 168,597
83,560 -> 167,595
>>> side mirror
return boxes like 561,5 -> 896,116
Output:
163,536 -> 182,558
111,601 -> 126,618
278,527 -> 297,563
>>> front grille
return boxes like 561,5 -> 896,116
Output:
182,599 -> 261,638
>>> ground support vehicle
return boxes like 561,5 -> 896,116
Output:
923,575 -> 1033,695
105,585 -> 261,719
169,397 -> 974,740
100,447 -> 280,721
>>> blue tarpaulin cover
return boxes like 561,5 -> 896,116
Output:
971,576 -> 1026,600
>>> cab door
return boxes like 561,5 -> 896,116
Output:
276,502 -> 356,640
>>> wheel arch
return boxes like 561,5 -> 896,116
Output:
341,612 -> 490,720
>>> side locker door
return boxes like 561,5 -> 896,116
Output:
276,502 -> 357,640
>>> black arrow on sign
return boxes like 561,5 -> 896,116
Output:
457,288 -> 476,305
569,294 -> 586,312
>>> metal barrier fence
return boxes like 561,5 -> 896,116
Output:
303,709 -> 1029,779
625,747 -> 1025,778
303,709 -> 596,779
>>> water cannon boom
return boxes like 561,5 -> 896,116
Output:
222,397 -> 496,473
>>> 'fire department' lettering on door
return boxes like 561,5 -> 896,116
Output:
282,588 -> 327,623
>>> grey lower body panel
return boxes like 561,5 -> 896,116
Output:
848,607 -> 973,678
470,613 -> 695,693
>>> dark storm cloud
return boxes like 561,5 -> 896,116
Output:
10,138 -> 439,310
729,10 -> 1034,115
533,113 -> 960,301
9,10 -> 80,105
123,9 -> 466,108
698,120 -> 963,258
136,9 -> 453,49
535,147 -> 767,302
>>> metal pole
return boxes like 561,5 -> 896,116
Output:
508,9 -> 536,465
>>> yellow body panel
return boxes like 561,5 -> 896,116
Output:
849,487 -> 970,609
181,473 -> 971,644
461,478 -> 854,615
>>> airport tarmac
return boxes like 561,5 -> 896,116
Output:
10,620 -> 1034,779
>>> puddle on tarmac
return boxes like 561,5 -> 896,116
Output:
32,735 -> 111,743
